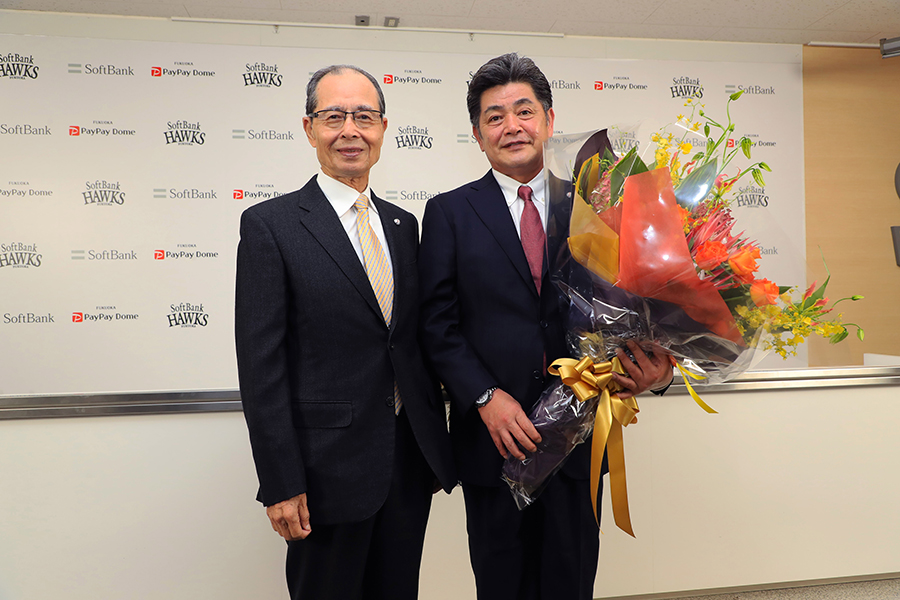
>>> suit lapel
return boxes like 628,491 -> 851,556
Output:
467,171 -> 538,297
295,176 -> 384,321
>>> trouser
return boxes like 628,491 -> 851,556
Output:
462,471 -> 601,600
286,408 -> 435,600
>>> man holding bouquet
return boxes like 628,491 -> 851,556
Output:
235,64 -> 455,600
418,53 -> 673,599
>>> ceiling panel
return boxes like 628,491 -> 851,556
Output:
644,0 -> 853,30
1,0 -> 897,44
809,0 -> 900,31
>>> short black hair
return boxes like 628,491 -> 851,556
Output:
466,53 -> 552,130
305,65 -> 386,116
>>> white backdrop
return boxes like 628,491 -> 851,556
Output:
1,28 -> 804,396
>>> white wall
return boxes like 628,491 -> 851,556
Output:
2,383 -> 900,600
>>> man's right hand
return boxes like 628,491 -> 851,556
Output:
266,493 -> 311,541
477,389 -> 542,461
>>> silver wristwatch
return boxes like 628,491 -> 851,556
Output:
475,386 -> 498,409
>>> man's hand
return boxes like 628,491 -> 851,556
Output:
477,389 -> 542,460
612,340 -> 674,399
266,493 -> 311,541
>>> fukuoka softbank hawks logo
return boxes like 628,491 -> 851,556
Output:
0,242 -> 42,269
670,76 -> 703,99
168,302 -> 209,327
735,184 -> 769,208
243,62 -> 282,87
609,131 -> 640,154
0,53 -> 39,79
165,120 -> 206,145
83,180 -> 125,206
395,125 -> 433,150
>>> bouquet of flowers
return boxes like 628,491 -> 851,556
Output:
501,92 -> 863,536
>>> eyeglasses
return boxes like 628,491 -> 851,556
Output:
308,109 -> 383,129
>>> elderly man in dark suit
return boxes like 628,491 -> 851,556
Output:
418,53 -> 673,600
235,64 -> 455,600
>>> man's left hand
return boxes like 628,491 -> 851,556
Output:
611,340 -> 674,399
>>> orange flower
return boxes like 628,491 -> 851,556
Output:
728,246 -> 761,284
750,278 -> 780,306
694,240 -> 729,270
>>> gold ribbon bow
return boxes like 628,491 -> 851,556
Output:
549,356 -> 640,537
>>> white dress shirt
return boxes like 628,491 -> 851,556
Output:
491,169 -> 547,238
317,169 -> 394,275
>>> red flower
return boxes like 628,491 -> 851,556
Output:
750,278 -> 780,306
694,240 -> 729,270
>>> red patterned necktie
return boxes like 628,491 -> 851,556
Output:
518,185 -> 544,294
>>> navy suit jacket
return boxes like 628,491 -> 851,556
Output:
418,171 -> 592,487
235,175 -> 455,525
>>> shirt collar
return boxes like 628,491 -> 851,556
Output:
491,169 -> 545,208
317,169 -> 376,218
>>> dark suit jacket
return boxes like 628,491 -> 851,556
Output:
418,170 -> 591,487
235,175 -> 455,525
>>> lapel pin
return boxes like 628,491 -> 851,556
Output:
394,218 -> 401,225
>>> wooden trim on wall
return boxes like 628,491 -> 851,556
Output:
803,46 -> 900,366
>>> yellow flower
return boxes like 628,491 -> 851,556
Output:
691,122 -> 700,131
680,142 -> 693,154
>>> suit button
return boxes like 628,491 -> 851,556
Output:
385,396 -> 394,407
540,320 -> 548,329
390,343 -> 395,350
532,370 -> 541,380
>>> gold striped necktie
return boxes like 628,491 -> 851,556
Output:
354,194 -> 402,414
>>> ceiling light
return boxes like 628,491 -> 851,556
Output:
384,17 -> 400,28
880,36 -> 900,58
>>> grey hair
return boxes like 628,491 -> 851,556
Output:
305,65 -> 386,116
